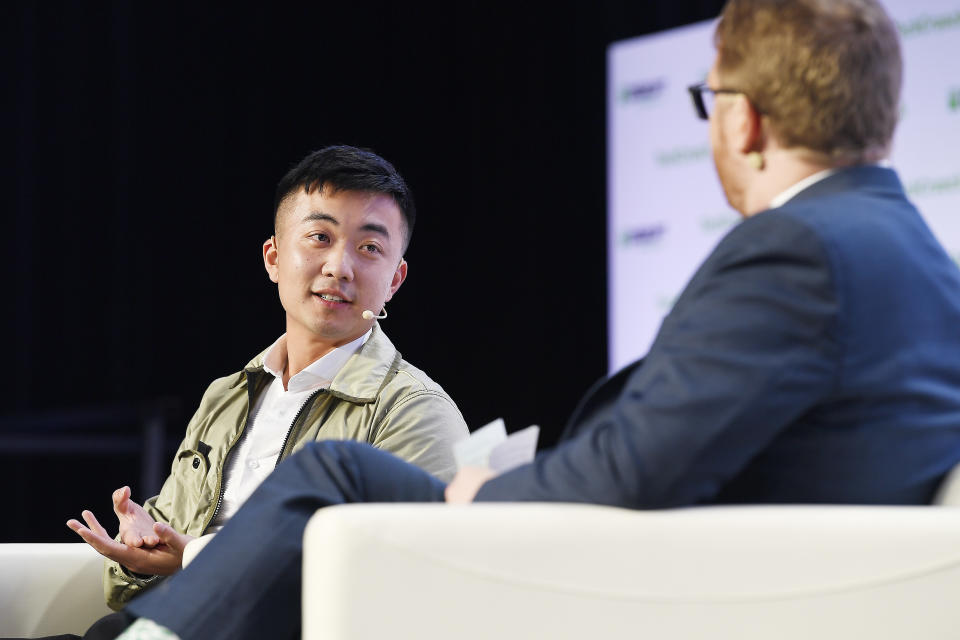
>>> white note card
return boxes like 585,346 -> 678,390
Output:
488,425 -> 539,473
453,418 -> 539,472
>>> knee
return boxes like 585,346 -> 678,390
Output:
297,440 -> 374,462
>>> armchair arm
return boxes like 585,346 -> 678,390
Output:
302,503 -> 960,640
0,543 -> 112,637
182,533 -> 216,568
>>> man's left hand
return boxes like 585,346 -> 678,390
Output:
66,510 -> 195,576
444,466 -> 497,504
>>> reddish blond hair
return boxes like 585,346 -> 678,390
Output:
715,0 -> 902,164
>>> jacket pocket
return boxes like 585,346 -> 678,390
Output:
169,448 -> 211,504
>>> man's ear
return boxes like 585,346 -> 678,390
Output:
731,95 -> 765,155
263,236 -> 280,284
384,259 -> 408,302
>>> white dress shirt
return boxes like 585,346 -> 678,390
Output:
768,168 -> 838,209
208,331 -> 370,531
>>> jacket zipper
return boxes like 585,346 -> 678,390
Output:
203,370 -> 263,533
276,389 -> 324,468
203,385 -> 325,532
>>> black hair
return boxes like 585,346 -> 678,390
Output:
273,145 -> 416,252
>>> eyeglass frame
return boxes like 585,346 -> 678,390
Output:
687,82 -> 746,120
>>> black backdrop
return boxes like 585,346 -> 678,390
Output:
2,1 -> 725,542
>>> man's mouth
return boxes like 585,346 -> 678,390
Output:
315,292 -> 351,303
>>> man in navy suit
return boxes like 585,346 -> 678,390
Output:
468,0 -> 960,509
59,0 -> 960,638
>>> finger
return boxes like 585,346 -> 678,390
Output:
112,486 -> 131,513
81,510 -> 112,539
121,529 -> 145,548
153,522 -> 190,554
66,518 -> 88,535
66,520 -> 103,549
72,525 -> 102,548
69,520 -> 126,559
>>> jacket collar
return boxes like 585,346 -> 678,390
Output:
786,164 -> 905,206
240,323 -> 400,404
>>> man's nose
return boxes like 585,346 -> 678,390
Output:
322,244 -> 355,280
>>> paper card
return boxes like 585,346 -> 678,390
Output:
488,425 -> 540,473
453,418 -> 507,469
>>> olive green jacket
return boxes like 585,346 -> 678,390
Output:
104,324 -> 467,609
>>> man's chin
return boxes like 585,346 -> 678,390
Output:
308,323 -> 368,346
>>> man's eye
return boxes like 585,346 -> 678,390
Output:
309,233 -> 330,243
361,244 -> 382,254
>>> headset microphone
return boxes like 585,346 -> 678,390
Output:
362,308 -> 388,320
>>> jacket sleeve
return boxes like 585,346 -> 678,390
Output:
102,376 -> 229,610
476,212 -> 841,508
369,382 -> 469,483
102,468 -> 180,610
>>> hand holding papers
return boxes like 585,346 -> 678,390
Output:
453,418 -> 540,473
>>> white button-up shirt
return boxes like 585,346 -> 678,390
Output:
208,331 -> 370,531
768,168 -> 838,208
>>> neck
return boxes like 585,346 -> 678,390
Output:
740,147 -> 837,217
281,326 -> 366,389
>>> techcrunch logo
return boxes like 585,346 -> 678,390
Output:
897,11 -> 960,37
620,223 -> 666,247
619,79 -> 666,105
906,174 -> 960,197
700,213 -> 740,234
656,144 -> 710,167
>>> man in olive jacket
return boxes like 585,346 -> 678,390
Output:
66,145 -> 468,612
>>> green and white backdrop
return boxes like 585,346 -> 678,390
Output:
607,0 -> 960,371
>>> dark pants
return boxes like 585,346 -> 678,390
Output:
124,441 -> 445,640
2,611 -> 132,640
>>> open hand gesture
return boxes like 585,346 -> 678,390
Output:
66,487 -> 195,576
112,486 -> 160,548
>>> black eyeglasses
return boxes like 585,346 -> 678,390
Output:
687,82 -> 744,120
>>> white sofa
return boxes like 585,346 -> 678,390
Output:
300,467 -> 960,639
3,465 -> 959,639
302,503 -> 960,640
0,542 -> 112,637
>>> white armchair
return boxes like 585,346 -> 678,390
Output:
0,542 -> 111,637
302,503 -> 960,639
301,464 -> 960,639
2,464 -> 958,639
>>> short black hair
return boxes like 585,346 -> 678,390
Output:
273,145 -> 416,252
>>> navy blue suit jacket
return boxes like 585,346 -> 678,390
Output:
477,166 -> 960,507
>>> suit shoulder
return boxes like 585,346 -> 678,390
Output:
709,207 -> 828,268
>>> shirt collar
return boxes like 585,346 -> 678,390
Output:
768,168 -> 839,209
262,330 -> 372,393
